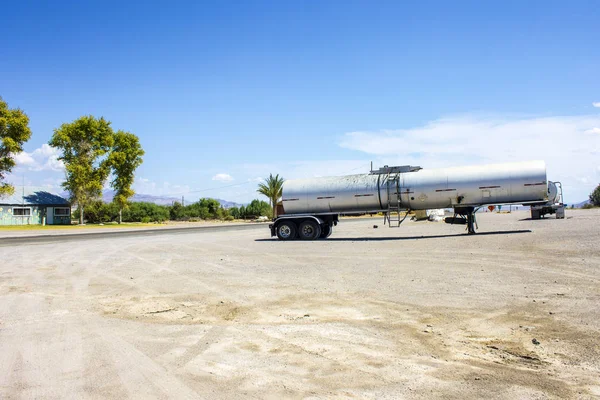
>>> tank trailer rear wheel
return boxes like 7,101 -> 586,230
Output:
298,220 -> 321,240
319,224 -> 333,239
276,220 -> 297,241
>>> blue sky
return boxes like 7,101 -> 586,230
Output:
2,1 -> 599,203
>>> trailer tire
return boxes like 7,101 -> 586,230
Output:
298,220 -> 321,240
319,224 -> 332,239
276,220 -> 297,240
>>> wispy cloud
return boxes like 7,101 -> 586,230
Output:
593,102 -> 600,108
584,127 -> 600,135
133,177 -> 190,197
212,173 -> 234,182
14,144 -> 64,172
339,114 -> 600,201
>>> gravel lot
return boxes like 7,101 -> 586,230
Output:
1,209 -> 599,399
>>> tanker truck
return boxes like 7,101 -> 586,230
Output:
268,160 -> 564,240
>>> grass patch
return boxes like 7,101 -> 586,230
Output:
0,222 -> 158,231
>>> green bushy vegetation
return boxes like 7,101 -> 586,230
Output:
73,201 -> 170,223
170,198 -> 225,220
228,199 -> 271,220
72,198 -> 272,223
589,184 -> 600,207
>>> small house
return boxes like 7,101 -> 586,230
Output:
0,187 -> 71,225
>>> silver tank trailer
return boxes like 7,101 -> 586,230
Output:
282,160 -> 549,214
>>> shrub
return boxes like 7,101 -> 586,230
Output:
243,199 -> 271,219
590,184 -> 600,207
167,198 -> 231,221
73,201 -> 120,223
229,207 -> 240,219
170,201 -> 186,220
123,202 -> 170,222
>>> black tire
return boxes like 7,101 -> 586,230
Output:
319,224 -> 332,239
276,220 -> 297,240
298,220 -> 321,240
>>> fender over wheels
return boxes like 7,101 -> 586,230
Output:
276,220 -> 297,240
298,220 -> 321,240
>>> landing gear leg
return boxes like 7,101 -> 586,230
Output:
452,206 -> 477,235
466,211 -> 476,235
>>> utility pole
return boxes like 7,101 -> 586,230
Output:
182,196 -> 184,206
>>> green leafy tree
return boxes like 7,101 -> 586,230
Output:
257,173 -> 284,218
198,198 -> 221,217
168,198 -> 230,221
49,116 -> 114,224
229,206 -> 240,219
109,130 -> 144,223
72,200 -> 119,223
170,201 -> 186,220
590,184 -> 600,207
122,202 -> 170,223
0,97 -> 32,197
244,199 -> 271,218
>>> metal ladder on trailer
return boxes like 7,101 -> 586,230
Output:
384,173 -> 403,227
370,164 -> 422,228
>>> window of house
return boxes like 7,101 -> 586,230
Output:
54,208 -> 70,216
13,207 -> 31,216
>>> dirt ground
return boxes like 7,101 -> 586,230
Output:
1,209 -> 599,399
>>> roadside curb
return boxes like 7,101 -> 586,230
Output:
0,222 -> 270,244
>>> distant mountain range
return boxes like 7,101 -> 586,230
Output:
61,190 -> 244,208
573,199 -> 591,208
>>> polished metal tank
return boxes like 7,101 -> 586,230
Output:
281,160 -> 549,214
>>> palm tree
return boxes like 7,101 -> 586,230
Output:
257,173 -> 285,218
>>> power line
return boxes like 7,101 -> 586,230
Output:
163,180 -> 254,197
338,163 -> 371,175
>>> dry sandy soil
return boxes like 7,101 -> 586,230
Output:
1,209 -> 599,399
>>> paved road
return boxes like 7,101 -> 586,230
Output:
0,222 -> 269,246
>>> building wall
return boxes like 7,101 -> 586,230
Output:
51,216 -> 71,225
0,205 -> 71,225
0,206 -> 43,225
46,207 -> 71,225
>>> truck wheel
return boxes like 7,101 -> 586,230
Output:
319,224 -> 332,239
298,220 -> 321,240
276,221 -> 297,240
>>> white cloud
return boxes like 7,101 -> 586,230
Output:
212,173 -> 234,182
593,102 -> 600,108
239,160 -> 372,181
584,127 -> 600,135
133,177 -> 190,197
14,144 -> 64,172
339,114 -> 600,202
14,152 -> 36,167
